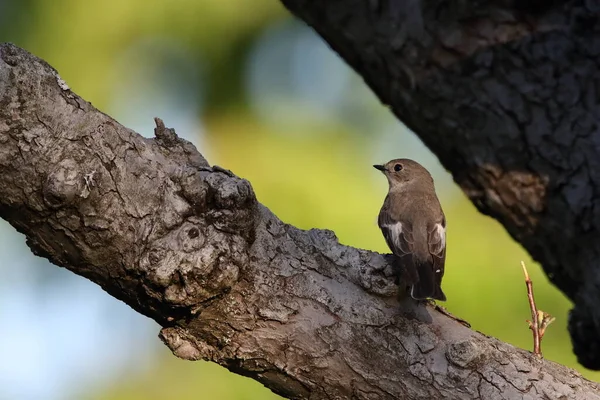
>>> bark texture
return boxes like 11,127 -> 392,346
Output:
280,0 -> 600,370
1,43 -> 600,399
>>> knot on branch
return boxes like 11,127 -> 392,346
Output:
201,168 -> 257,239
446,338 -> 485,368
174,163 -> 258,238
43,159 -> 86,208
178,168 -> 210,213
139,167 -> 257,317
142,221 -> 248,312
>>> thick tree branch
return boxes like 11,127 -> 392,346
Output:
1,43 -> 600,399
279,0 -> 600,368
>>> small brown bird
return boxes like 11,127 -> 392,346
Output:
374,158 -> 447,301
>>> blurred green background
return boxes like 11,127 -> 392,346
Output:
0,1 -> 595,399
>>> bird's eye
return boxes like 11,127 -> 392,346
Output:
394,164 -> 403,172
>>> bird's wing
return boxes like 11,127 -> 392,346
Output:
378,210 -> 414,256
379,209 -> 419,287
428,218 -> 446,278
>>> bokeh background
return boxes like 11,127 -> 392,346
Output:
0,1 -> 595,399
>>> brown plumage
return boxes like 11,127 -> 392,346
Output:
374,158 -> 446,301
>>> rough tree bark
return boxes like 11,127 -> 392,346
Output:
280,0 -> 600,370
1,42 -> 599,398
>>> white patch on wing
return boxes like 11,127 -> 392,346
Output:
383,222 -> 403,251
436,223 -> 446,250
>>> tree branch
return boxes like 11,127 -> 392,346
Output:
1,43 -> 599,399
279,0 -> 600,369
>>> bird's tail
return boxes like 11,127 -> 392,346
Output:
410,262 -> 446,301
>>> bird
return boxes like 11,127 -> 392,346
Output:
373,158 -> 447,301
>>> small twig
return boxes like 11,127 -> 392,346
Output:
521,261 -> 554,358
521,261 -> 541,356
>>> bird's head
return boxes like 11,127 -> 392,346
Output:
373,158 -> 434,191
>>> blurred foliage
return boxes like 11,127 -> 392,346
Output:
1,0 -> 599,399
12,0 -> 286,110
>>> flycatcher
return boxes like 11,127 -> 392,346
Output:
374,158 -> 447,301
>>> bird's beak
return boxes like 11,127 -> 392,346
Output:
373,164 -> 386,172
